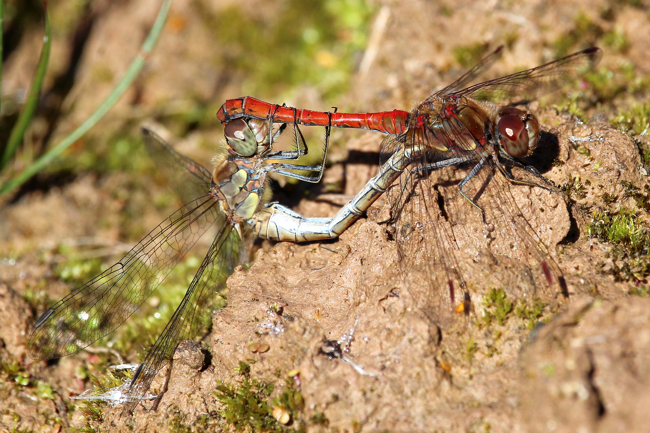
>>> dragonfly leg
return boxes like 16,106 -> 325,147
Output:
416,153 -> 489,216
264,119 -> 307,160
458,156 -> 489,220
415,156 -> 476,173
267,167 -> 325,183
495,153 -> 556,192
264,111 -> 332,184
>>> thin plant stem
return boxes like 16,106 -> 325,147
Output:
0,2 -> 51,171
0,0 -> 173,195
0,0 -> 4,115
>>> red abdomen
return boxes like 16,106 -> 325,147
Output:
217,97 -> 410,135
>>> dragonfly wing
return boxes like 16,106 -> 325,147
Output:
389,150 -> 470,328
121,222 -> 244,412
378,132 -> 402,167
141,128 -> 213,205
443,161 -> 566,303
429,45 -> 504,100
27,196 -> 222,360
454,47 -> 602,104
389,144 -> 567,327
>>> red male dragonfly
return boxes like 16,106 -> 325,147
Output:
27,118 -> 327,413
220,46 -> 602,325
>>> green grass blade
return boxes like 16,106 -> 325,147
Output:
0,0 -> 4,116
0,2 -> 50,171
0,0 -> 173,196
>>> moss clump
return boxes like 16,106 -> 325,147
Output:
588,209 -> 650,254
561,174 -> 588,201
75,364 -> 136,430
588,209 -> 650,283
514,298 -> 546,330
480,288 -> 514,327
465,338 -> 478,361
215,362 -> 309,432
478,289 -> 547,330
612,101 -> 650,136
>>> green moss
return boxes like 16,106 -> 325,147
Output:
309,412 -> 329,426
553,94 -> 586,121
35,381 -> 55,400
477,289 -> 546,331
215,362 -> 280,432
588,209 -> 650,283
113,253 -> 229,357
542,363 -> 555,377
4,422 -> 33,433
588,209 -> 649,253
587,60 -> 650,106
465,338 -> 478,361
480,288 -> 514,327
49,245 -> 227,359
612,101 -> 650,135
167,406 -> 222,433
1,360 -> 30,388
272,382 -> 304,416
601,192 -> 617,204
576,145 -> 591,157
78,400 -> 104,429
628,286 -> 649,297
74,364 -> 139,431
1,360 -> 70,429
485,343 -> 499,358
213,362 -> 319,431
514,298 -> 546,330
54,253 -> 104,287
560,174 -> 587,200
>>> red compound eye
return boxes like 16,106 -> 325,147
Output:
497,108 -> 538,157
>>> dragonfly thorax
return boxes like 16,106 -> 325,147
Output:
211,156 -> 264,222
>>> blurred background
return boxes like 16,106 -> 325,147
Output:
0,0 -> 649,431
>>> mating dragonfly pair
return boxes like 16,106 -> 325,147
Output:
27,46 -> 602,412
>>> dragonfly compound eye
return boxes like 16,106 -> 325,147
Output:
224,119 -> 258,157
497,108 -> 538,157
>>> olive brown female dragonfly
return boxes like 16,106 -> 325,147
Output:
27,118 -> 328,412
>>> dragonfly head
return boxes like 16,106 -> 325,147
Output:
224,118 -> 284,158
496,108 -> 540,157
